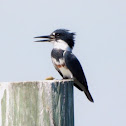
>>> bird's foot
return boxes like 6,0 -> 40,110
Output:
45,76 -> 55,80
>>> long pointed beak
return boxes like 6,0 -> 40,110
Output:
34,35 -> 51,42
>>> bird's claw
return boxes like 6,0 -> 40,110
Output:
45,76 -> 55,80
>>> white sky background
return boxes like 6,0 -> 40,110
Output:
0,0 -> 126,125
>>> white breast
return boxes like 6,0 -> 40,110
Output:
52,57 -> 73,78
59,66 -> 73,78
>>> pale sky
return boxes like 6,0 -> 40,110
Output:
0,0 -> 126,126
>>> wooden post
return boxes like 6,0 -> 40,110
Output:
0,80 -> 74,126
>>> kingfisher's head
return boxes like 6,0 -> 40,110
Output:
35,29 -> 75,50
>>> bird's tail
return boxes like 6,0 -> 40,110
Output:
84,89 -> 94,102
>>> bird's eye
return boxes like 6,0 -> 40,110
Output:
56,33 -> 60,37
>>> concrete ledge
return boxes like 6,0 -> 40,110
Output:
0,80 -> 74,126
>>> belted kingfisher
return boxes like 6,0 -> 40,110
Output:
35,29 -> 94,102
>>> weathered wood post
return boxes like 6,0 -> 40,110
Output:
0,80 -> 74,126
